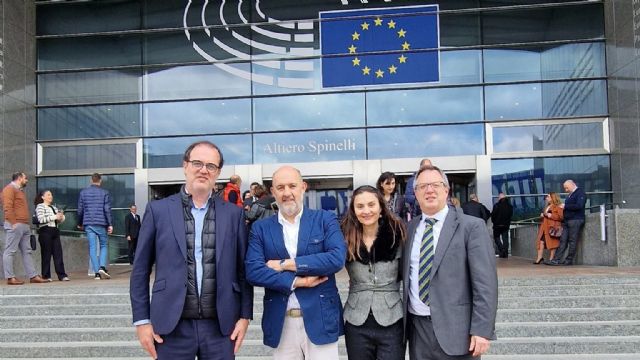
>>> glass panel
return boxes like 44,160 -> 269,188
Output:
440,13 -> 481,47
144,135 -> 252,168
144,99 -> 251,136
36,1 -> 140,35
482,0 -> 575,6
38,35 -> 142,71
145,64 -> 251,100
493,122 -> 604,153
485,80 -> 607,121
253,93 -> 364,131
144,0 -> 249,29
37,174 -> 134,211
38,70 -> 141,105
367,86 -> 482,126
482,4 -> 604,45
367,124 -> 485,159
254,129 -> 365,163
484,42 -> 606,82
38,104 -> 141,140
42,144 -> 136,171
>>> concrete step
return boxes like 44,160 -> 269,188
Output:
2,356 -> 640,360
498,284 -> 640,297
497,276 -> 640,287
498,295 -> 640,309
494,321 -> 640,337
0,304 -> 131,316
496,308 -> 640,322
1,293 -> 131,306
489,336 -> 640,355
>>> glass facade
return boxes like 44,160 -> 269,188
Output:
35,1 -> 610,255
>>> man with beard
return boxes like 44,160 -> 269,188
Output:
245,166 -> 346,359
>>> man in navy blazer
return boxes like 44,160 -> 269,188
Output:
245,166 -> 346,359
130,141 -> 252,360
546,179 -> 587,266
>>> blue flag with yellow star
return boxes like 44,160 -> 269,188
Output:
320,5 -> 439,87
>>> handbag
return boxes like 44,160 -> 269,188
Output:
30,234 -> 37,251
549,226 -> 563,238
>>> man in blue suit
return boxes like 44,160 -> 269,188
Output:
546,179 -> 587,266
130,141 -> 253,360
245,166 -> 346,359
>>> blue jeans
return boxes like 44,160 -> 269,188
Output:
85,225 -> 108,273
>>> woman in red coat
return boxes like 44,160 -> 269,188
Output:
534,192 -> 564,264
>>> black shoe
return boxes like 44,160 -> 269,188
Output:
544,260 -> 559,265
533,258 -> 544,264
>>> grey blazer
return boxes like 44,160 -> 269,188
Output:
402,206 -> 498,356
344,249 -> 402,327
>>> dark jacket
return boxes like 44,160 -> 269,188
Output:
404,174 -> 420,218
77,185 -> 112,227
563,187 -> 586,221
491,198 -> 513,229
461,200 -> 490,222
125,212 -> 141,239
245,195 -> 276,224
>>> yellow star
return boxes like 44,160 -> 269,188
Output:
361,22 -> 369,30
401,41 -> 410,50
388,20 -> 396,29
348,45 -> 357,54
362,66 -> 371,75
375,69 -> 384,78
397,29 -> 406,38
352,32 -> 360,41
398,54 -> 407,63
374,17 -> 383,26
352,57 -> 361,66
388,65 -> 397,74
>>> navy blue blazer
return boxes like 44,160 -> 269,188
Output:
130,194 -> 253,336
245,208 -> 346,348
563,187 -> 586,221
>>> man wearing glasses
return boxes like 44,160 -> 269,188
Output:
130,141 -> 253,360
403,165 -> 498,360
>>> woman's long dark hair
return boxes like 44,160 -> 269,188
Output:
341,185 -> 406,262
376,171 -> 397,195
33,190 -> 49,206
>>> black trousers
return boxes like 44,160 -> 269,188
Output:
492,227 -> 509,258
345,314 -> 405,360
128,237 -> 138,264
156,318 -> 234,360
553,219 -> 585,264
38,226 -> 67,280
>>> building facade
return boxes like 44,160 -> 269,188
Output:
1,0 -> 637,264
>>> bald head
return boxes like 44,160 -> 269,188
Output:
498,192 -> 506,199
272,166 -> 306,220
420,158 -> 432,167
230,174 -> 242,185
563,180 -> 577,193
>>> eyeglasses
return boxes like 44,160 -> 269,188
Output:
188,160 -> 220,172
415,181 -> 446,192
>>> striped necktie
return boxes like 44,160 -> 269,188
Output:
419,217 -> 437,305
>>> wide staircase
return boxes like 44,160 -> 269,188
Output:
1,273 -> 639,359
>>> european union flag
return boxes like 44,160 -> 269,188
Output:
320,5 -> 440,88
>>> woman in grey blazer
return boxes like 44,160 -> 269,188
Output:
340,185 -> 406,360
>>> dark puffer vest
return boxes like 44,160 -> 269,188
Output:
180,189 -> 217,319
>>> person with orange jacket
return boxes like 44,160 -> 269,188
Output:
223,175 -> 243,208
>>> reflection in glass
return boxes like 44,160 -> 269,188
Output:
482,5 -> 604,45
485,80 -> 607,120
38,104 -> 141,140
37,174 -> 134,210
38,36 -> 142,71
493,122 -> 604,153
36,1 -> 140,35
42,144 -> 136,171
145,64 -> 251,100
368,124 -> 484,159
254,129 -> 365,164
484,42 -> 605,82
144,135 -> 252,168
367,86 -> 482,126
253,93 -> 364,131
38,70 -> 141,105
144,99 -> 251,136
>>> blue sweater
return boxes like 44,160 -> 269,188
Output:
77,185 -> 112,226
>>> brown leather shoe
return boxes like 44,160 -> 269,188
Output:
29,275 -> 48,284
6,277 -> 25,285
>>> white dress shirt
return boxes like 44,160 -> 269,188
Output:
408,205 -> 449,316
278,208 -> 303,310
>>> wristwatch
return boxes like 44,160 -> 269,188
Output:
279,259 -> 286,271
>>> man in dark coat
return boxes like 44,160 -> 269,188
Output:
124,204 -> 141,265
491,193 -> 513,258
547,180 -> 587,266
461,194 -> 491,222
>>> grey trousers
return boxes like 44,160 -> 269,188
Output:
409,314 -> 478,360
3,222 -> 38,279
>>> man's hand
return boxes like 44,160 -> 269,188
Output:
127,235 -> 131,241
294,276 -> 328,288
266,259 -> 283,272
469,335 -> 490,357
107,225 -> 113,234
77,225 -> 83,231
230,318 -> 250,354
135,323 -> 163,359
